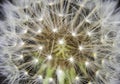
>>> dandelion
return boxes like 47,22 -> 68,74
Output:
0,0 -> 120,84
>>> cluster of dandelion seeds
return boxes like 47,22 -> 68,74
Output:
0,0 -> 120,84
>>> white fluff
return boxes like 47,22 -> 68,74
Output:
0,0 -> 120,84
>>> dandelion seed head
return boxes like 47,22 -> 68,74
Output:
0,0 -> 120,84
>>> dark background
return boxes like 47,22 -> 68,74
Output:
0,0 -> 120,84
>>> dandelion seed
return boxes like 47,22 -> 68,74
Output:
19,41 -> 25,46
37,29 -> 42,33
52,28 -> 58,33
49,78 -> 54,82
37,75 -> 43,80
33,58 -> 39,64
96,70 -> 100,76
38,45 -> 43,50
87,31 -> 92,36
58,39 -> 65,45
38,17 -> 43,22
71,32 -> 77,37
85,61 -> 90,66
47,55 -> 52,60
88,81 -> 93,84
58,13 -> 64,17
78,45 -> 84,51
75,76 -> 79,81
24,71 -> 28,76
85,18 -> 91,23
68,57 -> 74,63
23,29 -> 28,34
19,54 -> 24,59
